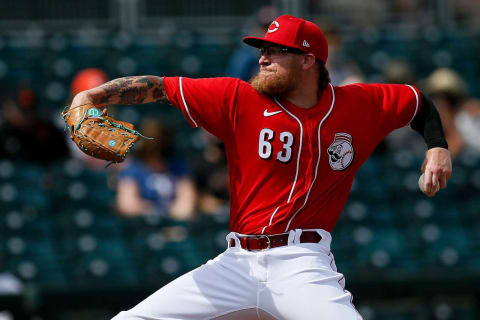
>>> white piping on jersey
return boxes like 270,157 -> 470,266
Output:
405,84 -> 419,125
284,83 -> 336,232
261,206 -> 280,234
259,98 -> 304,234
179,77 -> 199,128
273,97 -> 303,203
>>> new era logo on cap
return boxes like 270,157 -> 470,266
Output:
242,15 -> 329,63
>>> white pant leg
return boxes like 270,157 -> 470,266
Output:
111,248 -> 259,320
260,229 -> 363,320
112,229 -> 362,320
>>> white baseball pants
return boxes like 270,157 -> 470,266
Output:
112,229 -> 363,320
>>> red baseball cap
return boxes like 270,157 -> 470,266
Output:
243,15 -> 328,63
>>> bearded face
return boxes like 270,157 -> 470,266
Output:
249,59 -> 302,98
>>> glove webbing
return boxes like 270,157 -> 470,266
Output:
62,104 -> 154,167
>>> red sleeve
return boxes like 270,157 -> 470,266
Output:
163,77 -> 241,141
356,83 -> 420,135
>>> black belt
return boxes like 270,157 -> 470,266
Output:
230,231 -> 322,251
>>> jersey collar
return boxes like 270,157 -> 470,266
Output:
276,84 -> 333,117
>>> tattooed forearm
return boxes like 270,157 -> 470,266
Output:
135,77 -> 155,88
152,87 -> 166,102
99,77 -> 137,104
87,76 -> 169,105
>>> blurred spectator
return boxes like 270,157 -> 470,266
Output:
383,59 -> 416,85
116,119 -> 197,220
191,131 -> 230,215
66,68 -> 109,169
0,84 -> 70,164
70,68 -> 109,98
455,0 -> 480,29
225,6 -> 278,81
424,68 -> 467,158
455,99 -> 480,154
381,60 -> 425,154
392,0 -> 430,25
317,0 -> 389,28
322,27 -> 363,86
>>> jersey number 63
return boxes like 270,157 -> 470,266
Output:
258,128 -> 294,163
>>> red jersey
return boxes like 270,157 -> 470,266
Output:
163,77 -> 420,235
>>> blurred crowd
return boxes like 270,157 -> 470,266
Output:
0,6 -> 479,226
0,3 -> 479,319
314,0 -> 480,29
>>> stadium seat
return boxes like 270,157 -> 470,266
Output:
59,232 -> 139,286
3,235 -> 65,286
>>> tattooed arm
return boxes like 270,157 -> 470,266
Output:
71,75 -> 169,108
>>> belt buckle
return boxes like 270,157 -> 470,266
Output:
256,234 -> 271,251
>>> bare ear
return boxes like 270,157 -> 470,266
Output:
302,54 -> 317,71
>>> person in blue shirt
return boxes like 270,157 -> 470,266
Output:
225,6 -> 278,81
116,119 -> 197,220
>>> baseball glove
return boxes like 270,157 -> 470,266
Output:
62,103 -> 148,163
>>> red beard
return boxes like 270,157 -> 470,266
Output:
249,68 -> 299,98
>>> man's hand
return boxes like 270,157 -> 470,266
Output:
420,147 -> 452,197
70,91 -> 96,112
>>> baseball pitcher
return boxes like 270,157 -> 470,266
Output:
67,15 -> 452,320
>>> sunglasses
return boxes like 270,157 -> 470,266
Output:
259,46 -> 306,56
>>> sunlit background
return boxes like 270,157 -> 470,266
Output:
0,0 -> 479,319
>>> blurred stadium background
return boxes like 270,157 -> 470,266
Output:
0,0 -> 479,319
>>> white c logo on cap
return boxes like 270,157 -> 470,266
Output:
267,21 -> 279,33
